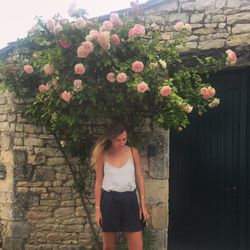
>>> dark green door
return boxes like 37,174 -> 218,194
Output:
168,68 -> 249,250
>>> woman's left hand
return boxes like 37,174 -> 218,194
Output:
141,205 -> 150,221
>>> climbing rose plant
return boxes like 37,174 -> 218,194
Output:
0,8 -> 237,139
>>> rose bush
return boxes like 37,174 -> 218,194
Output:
0,10 -> 236,135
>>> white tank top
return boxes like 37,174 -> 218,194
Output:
102,155 -> 136,192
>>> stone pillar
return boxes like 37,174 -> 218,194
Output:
0,89 -> 32,249
140,127 -> 169,250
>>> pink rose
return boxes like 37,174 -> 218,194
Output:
59,39 -> 72,49
77,41 -> 94,58
73,79 -> 83,91
43,64 -> 54,75
132,61 -> 144,73
96,31 -> 111,50
106,72 -> 116,83
200,86 -> 216,100
226,49 -> 237,65
183,104 -> 193,113
174,21 -> 184,31
46,19 -> 55,32
111,34 -> 121,45
39,83 -> 50,92
128,24 -> 145,38
53,24 -> 63,35
137,82 -> 149,93
23,64 -> 34,74
110,13 -> 123,29
116,73 -> 128,83
74,18 -> 86,29
160,86 -> 171,97
101,20 -> 113,31
61,91 -> 72,102
74,63 -> 86,75
184,23 -> 192,31
77,46 -> 88,58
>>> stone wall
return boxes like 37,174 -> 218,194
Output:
0,90 -> 93,249
144,0 -> 250,54
0,87 -> 169,249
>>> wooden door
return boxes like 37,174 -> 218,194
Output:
168,69 -> 249,250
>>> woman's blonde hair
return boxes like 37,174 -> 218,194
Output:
90,122 -> 127,168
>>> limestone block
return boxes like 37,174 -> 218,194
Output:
181,2 -> 195,11
144,179 -> 168,204
241,4 -> 250,11
1,134 -> 13,150
211,14 -> 226,22
227,12 -> 250,25
195,0 -> 216,11
187,35 -> 199,42
198,39 -> 225,49
151,206 -> 169,229
232,24 -> 250,34
1,205 -> 13,220
24,137 -> 44,146
0,114 -> 7,121
205,8 -> 222,14
168,13 -> 189,23
190,14 -> 204,23
226,33 -> 250,46
47,157 -> 65,166
7,114 -> 16,122
146,15 -> 167,24
0,122 -> 10,132
2,151 -> 14,164
193,27 -> 215,35
14,138 -> 23,146
0,97 -> 7,104
205,23 -> 218,28
227,0 -> 242,8
27,210 -> 52,220
215,0 -> 227,9
35,168 -> 55,181
30,187 -> 47,193
218,23 -> 226,28
61,200 -> 75,206
55,172 -> 67,181
75,207 -> 86,217
204,14 -> 211,23
34,147 -> 63,157
54,207 -> 75,218
40,199 -> 60,206
152,229 -> 168,250
15,124 -> 24,132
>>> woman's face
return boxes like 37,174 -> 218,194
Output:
112,130 -> 128,150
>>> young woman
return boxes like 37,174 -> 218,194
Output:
91,123 -> 149,250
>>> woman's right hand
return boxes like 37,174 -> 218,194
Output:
95,209 -> 102,228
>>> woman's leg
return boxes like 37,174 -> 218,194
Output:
102,232 -> 117,250
124,231 -> 143,250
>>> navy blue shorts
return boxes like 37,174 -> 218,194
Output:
100,190 -> 142,232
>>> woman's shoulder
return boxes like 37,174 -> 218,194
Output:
127,146 -> 139,156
